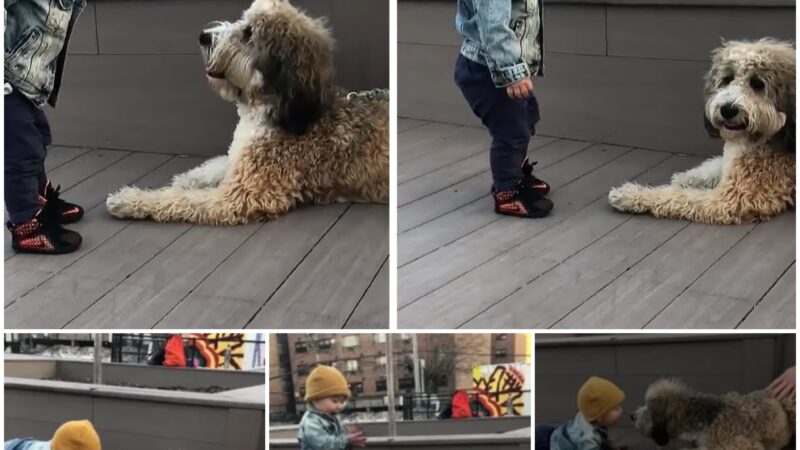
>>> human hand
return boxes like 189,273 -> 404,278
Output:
347,426 -> 367,448
506,78 -> 533,99
768,366 -> 796,400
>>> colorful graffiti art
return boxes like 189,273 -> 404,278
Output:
472,363 -> 531,416
191,333 -> 248,369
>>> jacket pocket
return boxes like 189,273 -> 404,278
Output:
6,28 -> 41,65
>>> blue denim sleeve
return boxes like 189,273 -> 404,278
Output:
299,419 -> 349,450
474,0 -> 530,87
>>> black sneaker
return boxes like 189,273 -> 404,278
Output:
492,185 -> 553,218
41,181 -> 84,224
8,211 -> 82,254
521,158 -> 550,197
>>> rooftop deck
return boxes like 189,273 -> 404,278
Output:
397,118 -> 795,329
4,147 -> 388,329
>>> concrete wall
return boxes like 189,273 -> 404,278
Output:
398,0 -> 795,156
48,0 -> 389,157
5,378 -> 265,450
271,429 -> 531,450
535,334 -> 795,423
270,416 -> 531,438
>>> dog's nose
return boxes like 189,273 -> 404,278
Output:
720,103 -> 739,119
199,31 -> 213,47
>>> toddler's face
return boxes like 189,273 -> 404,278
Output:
313,396 -> 348,414
598,405 -> 623,427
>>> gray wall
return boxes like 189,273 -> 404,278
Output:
535,334 -> 795,424
49,0 -> 389,157
399,0 -> 795,156
270,416 -> 531,438
5,378 -> 265,450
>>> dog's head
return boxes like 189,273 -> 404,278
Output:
703,38 -> 795,151
631,379 -> 692,446
199,0 -> 335,135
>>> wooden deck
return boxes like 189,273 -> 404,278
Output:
397,118 -> 795,329
4,147 -> 388,329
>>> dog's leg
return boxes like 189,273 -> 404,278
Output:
671,156 -> 723,189
170,155 -> 229,189
107,156 -> 298,225
608,183 -> 745,224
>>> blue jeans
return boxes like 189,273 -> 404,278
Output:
454,54 -> 540,192
5,87 -> 50,224
535,424 -> 556,450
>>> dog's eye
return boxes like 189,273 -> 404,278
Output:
242,25 -> 253,42
721,75 -> 734,86
749,76 -> 765,92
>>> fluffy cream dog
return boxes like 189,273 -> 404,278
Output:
632,379 -> 795,450
106,0 -> 388,225
609,39 -> 795,224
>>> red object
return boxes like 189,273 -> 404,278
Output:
451,390 -> 473,419
164,335 -> 187,367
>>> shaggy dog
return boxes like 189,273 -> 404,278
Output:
632,379 -> 795,450
608,39 -> 795,224
106,0 -> 388,225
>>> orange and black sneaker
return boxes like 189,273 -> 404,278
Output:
7,212 -> 82,254
492,185 -> 553,218
521,158 -> 550,197
41,181 -> 84,224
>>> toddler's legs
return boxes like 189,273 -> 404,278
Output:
5,89 -> 50,224
534,424 -> 556,450
454,55 -> 540,191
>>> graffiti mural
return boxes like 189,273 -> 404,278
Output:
472,363 -> 531,416
190,333 -> 266,370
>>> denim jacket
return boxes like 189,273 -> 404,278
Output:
5,0 -> 86,107
4,439 -> 51,450
550,413 -> 613,450
297,405 -> 349,450
456,0 -> 543,87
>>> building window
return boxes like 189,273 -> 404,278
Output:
350,382 -> 364,394
299,386 -> 306,398
375,379 -> 387,392
374,334 -> 386,343
495,334 -> 508,341
297,365 -> 310,375
376,355 -> 387,366
295,341 -> 307,353
317,338 -> 333,350
343,335 -> 360,348
494,348 -> 508,357
400,333 -> 412,341
346,359 -> 359,372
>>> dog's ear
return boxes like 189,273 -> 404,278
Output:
272,59 -> 326,135
651,421 -> 670,446
702,45 -> 725,140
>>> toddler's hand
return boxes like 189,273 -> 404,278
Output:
347,426 -> 367,448
506,78 -> 533,99
768,366 -> 796,400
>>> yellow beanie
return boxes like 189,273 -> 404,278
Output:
578,377 -> 625,422
305,365 -> 351,402
51,420 -> 101,450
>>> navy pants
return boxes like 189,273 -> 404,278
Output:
454,54 -> 540,191
535,424 -> 555,450
5,87 -> 50,224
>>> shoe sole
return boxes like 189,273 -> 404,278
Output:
494,208 -> 551,218
12,244 -> 81,254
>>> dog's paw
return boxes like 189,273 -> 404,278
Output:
670,171 -> 695,188
106,187 -> 147,219
671,171 -> 718,189
608,183 -> 648,213
171,172 -> 200,189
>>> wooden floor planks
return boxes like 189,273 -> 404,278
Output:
4,149 -> 388,329
398,119 -> 796,329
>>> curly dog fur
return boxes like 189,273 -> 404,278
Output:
633,379 -> 795,450
105,0 -> 388,225
609,39 -> 795,224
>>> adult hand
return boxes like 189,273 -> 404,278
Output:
768,366 -> 796,400
506,78 -> 533,99
347,427 -> 367,448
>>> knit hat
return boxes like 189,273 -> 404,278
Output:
578,377 -> 625,422
305,365 -> 351,402
51,420 -> 101,450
